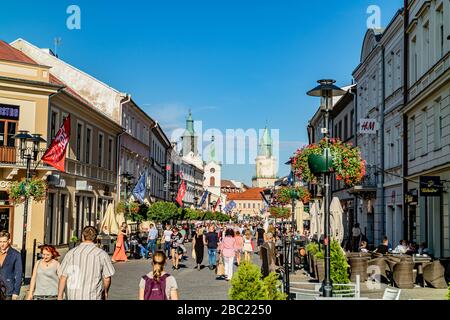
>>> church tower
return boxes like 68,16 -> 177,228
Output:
252,127 -> 278,188
182,110 -> 198,157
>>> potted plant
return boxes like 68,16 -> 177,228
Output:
7,178 -> 48,205
69,236 -> 79,249
273,186 -> 311,205
291,138 -> 366,187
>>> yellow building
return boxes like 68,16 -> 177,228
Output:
0,40 -> 123,276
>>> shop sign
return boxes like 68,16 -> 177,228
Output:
0,104 -> 20,120
419,176 -> 442,197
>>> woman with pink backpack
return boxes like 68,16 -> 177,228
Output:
139,251 -> 179,300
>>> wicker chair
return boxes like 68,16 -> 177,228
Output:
368,257 -> 389,283
392,261 -> 415,289
349,257 -> 369,282
423,260 -> 448,289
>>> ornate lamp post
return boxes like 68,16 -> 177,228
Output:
307,79 -> 346,297
13,130 -> 47,281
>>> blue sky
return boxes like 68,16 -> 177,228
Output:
0,0 -> 403,185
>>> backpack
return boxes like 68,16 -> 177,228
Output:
142,274 -> 170,300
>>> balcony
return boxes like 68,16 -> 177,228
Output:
349,165 -> 378,198
0,146 -> 49,168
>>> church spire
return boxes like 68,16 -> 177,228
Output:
259,126 -> 272,157
210,132 -> 216,162
185,109 -> 194,136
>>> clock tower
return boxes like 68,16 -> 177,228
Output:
252,127 -> 278,188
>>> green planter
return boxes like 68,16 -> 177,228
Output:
308,152 -> 333,174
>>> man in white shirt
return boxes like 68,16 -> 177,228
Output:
162,224 -> 173,258
146,223 -> 159,259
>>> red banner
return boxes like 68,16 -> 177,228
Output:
41,115 -> 71,172
176,179 -> 186,206
214,197 -> 221,212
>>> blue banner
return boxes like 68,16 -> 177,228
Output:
132,172 -> 146,203
199,190 -> 209,207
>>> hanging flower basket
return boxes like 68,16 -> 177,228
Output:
7,178 -> 48,205
269,207 -> 291,219
291,138 -> 366,187
273,186 -> 311,205
116,201 -> 140,214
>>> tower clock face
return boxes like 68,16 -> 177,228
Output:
210,168 -> 215,173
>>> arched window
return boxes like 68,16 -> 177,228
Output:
210,177 -> 215,186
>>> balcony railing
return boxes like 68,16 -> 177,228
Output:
0,147 -> 49,168
359,165 -> 378,188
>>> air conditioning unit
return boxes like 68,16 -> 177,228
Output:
76,180 -> 93,191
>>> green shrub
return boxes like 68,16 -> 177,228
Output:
306,242 -> 320,256
330,240 -> 350,286
229,262 -> 287,300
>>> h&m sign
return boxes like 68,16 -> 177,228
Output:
359,119 -> 377,134
419,176 -> 443,197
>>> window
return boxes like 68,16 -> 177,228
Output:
422,108 -> 428,155
85,127 -> 92,164
434,99 -> 442,150
108,137 -> 113,170
334,124 -> 338,138
437,6 -> 444,59
98,133 -> 104,167
386,129 -> 391,165
387,59 -> 393,95
338,121 -> 342,140
395,125 -> 401,166
411,36 -> 418,84
395,50 -> 402,90
410,117 -> 416,160
344,115 -> 348,140
50,110 -> 58,140
350,110 -> 354,136
423,22 -> 430,71
76,123 -> 83,161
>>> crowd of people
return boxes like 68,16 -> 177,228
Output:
0,220 -> 293,300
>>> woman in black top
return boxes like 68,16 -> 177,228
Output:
192,227 -> 205,270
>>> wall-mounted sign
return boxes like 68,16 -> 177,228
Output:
405,190 -> 418,204
359,119 -> 377,134
0,104 -> 20,120
419,176 -> 442,197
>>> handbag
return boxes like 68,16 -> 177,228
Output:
216,256 -> 225,276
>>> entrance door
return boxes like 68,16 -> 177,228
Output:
0,208 -> 11,233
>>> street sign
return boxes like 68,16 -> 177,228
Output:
419,176 -> 442,197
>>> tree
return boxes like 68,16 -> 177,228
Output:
147,201 -> 178,222
330,240 -> 350,286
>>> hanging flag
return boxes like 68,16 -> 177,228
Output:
132,172 -> 146,203
214,197 -> 221,212
224,200 -> 236,213
287,171 -> 293,185
176,179 -> 186,206
199,190 -> 209,207
42,115 -> 71,172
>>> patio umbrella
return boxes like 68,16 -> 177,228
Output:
116,205 -> 126,227
329,197 -> 344,243
295,201 -> 304,232
309,200 -> 322,239
100,203 -> 119,235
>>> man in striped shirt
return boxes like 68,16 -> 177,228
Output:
58,226 -> 115,300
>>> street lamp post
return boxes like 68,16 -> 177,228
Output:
307,79 -> 346,297
13,131 -> 46,281
290,172 -> 297,274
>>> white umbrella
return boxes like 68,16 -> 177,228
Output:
100,203 -> 119,235
310,200 -> 322,239
295,201 -> 304,233
330,197 -> 344,243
